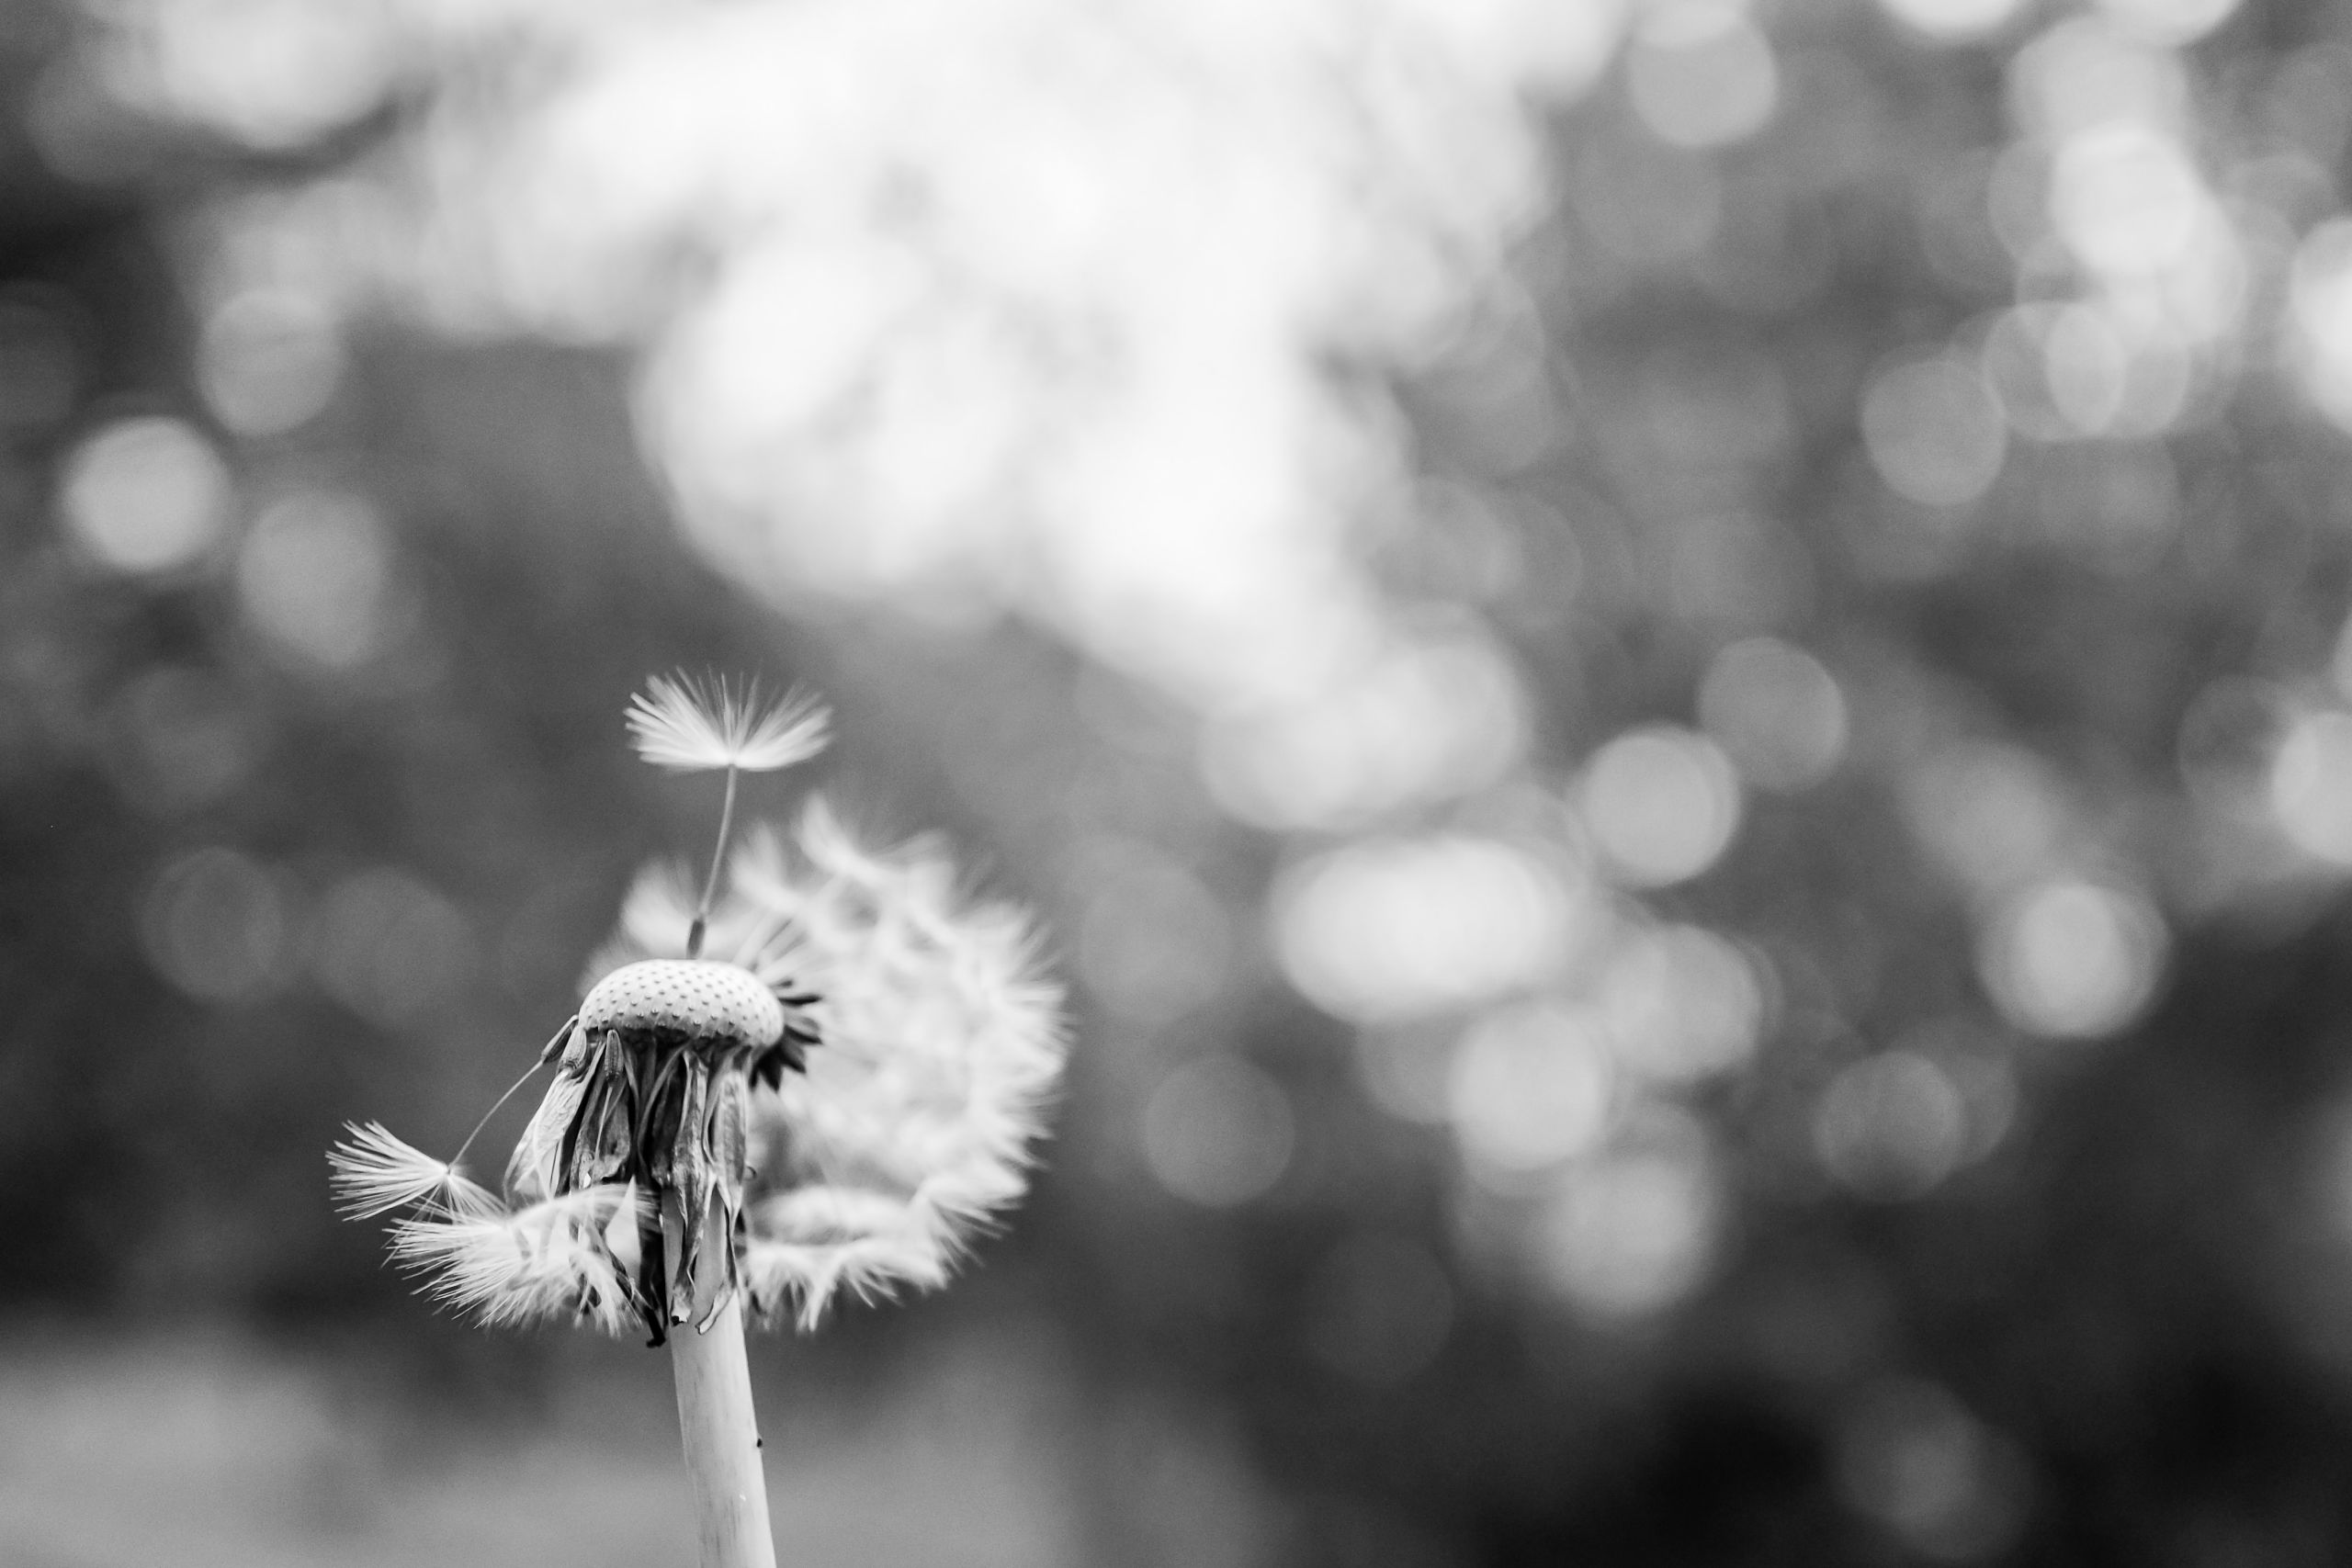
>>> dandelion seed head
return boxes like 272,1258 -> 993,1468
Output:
334,686 -> 1066,1341
579,957 -> 785,1046
626,672 -> 830,774
579,801 -> 1065,1332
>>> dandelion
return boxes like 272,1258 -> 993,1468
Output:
329,674 -> 1067,1568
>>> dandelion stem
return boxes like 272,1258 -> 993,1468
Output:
689,765 -> 740,960
672,1291 -> 775,1568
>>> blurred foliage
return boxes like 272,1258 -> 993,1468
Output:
13,1 -> 2352,1565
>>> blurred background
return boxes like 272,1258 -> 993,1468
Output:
6,0 -> 2352,1562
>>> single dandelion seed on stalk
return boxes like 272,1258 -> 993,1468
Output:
327,1122 -> 500,1220
625,672 -> 831,775
327,673 -> 1068,1568
628,672 -> 830,958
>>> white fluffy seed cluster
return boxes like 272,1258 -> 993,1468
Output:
727,801 -> 1067,1327
343,795 -> 1065,1335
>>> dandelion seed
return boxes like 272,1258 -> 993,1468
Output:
328,1121 -> 499,1219
392,1184 -> 641,1333
626,672 -> 830,957
626,672 -> 830,775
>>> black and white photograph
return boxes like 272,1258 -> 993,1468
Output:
2,0 -> 2349,1562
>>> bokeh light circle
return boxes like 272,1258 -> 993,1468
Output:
1835,1380 -> 2033,1560
1625,13 -> 1779,151
1142,1054 -> 1295,1207
1275,836 -> 1580,1023
60,416 -> 231,574
2269,710 -> 2352,866
1534,1136 -> 1718,1319
1697,637 -> 1848,792
2290,220 -> 2352,435
2048,123 -> 2207,280
200,288 -> 345,437
1448,1001 -> 1615,1176
2093,0 -> 2242,46
138,846 -> 290,1002
1860,355 -> 2007,508
236,490 -> 394,669
1577,726 -> 1742,887
1814,1051 -> 1968,1201
1872,0 -> 2029,43
1977,879 -> 2166,1039
1598,924 -> 1767,1082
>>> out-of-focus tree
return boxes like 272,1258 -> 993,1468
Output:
13,0 -> 2352,1561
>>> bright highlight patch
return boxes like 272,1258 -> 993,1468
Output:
1598,925 -> 1766,1081
1860,355 -> 2007,508
1697,638 -> 1848,793
61,416 -> 231,574
1275,836 -> 1583,1024
1872,0 -> 2028,42
1534,1134 -> 1718,1318
2269,709 -> 2352,866
1577,726 -> 1743,887
2290,220 -> 2352,436
1625,12 -> 1778,151
1977,878 -> 2165,1039
236,490 -> 394,670
200,288 -> 344,436
1448,1002 -> 1615,1176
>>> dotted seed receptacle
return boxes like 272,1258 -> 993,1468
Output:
579,959 -> 785,1047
